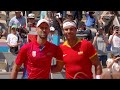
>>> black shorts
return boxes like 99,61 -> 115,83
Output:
10,46 -> 18,54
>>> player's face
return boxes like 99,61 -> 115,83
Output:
36,22 -> 50,39
63,26 -> 77,40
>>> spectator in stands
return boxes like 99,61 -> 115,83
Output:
106,52 -> 120,72
45,11 -> 62,37
65,11 -> 74,21
108,25 -> 120,55
0,23 -> 8,39
98,11 -> 115,33
8,11 -> 26,33
85,11 -> 98,38
76,22 -> 92,41
47,26 -> 56,43
85,11 -> 96,28
93,26 -> 109,68
101,52 -> 120,79
6,25 -> 22,55
72,11 -> 83,28
27,13 -> 36,28
106,25 -> 114,51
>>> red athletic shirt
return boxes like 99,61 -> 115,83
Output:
59,39 -> 97,79
15,41 -> 62,79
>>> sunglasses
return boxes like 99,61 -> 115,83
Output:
29,18 -> 35,20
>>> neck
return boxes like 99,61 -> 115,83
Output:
67,37 -> 78,47
37,36 -> 47,46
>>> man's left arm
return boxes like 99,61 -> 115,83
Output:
90,54 -> 103,79
51,46 -> 64,73
87,41 -> 103,79
51,60 -> 64,73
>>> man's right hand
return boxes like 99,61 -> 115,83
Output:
113,30 -> 117,35
115,57 -> 120,62
96,32 -> 99,37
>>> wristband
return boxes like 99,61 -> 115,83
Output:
95,75 -> 101,79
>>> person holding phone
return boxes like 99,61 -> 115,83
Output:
101,52 -> 120,79
108,25 -> 120,55
93,26 -> 109,68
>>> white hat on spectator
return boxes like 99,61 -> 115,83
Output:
36,19 -> 50,27
28,13 -> 35,18
50,26 -> 55,31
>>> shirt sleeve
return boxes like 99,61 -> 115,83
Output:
86,41 -> 97,59
15,44 -> 28,66
54,46 -> 63,61
9,19 -> 14,26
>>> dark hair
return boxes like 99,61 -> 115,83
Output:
108,25 -> 114,36
89,11 -> 95,14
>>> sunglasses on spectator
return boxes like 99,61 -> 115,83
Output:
29,18 -> 34,20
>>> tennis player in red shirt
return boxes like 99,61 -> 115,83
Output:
10,19 -> 63,79
51,20 -> 102,79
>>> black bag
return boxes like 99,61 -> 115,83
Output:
9,34 -> 19,54
10,46 -> 18,54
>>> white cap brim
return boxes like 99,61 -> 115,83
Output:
36,19 -> 50,27
28,17 -> 35,18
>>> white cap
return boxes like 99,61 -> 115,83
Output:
28,13 -> 35,18
36,19 -> 50,27
50,26 -> 55,31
